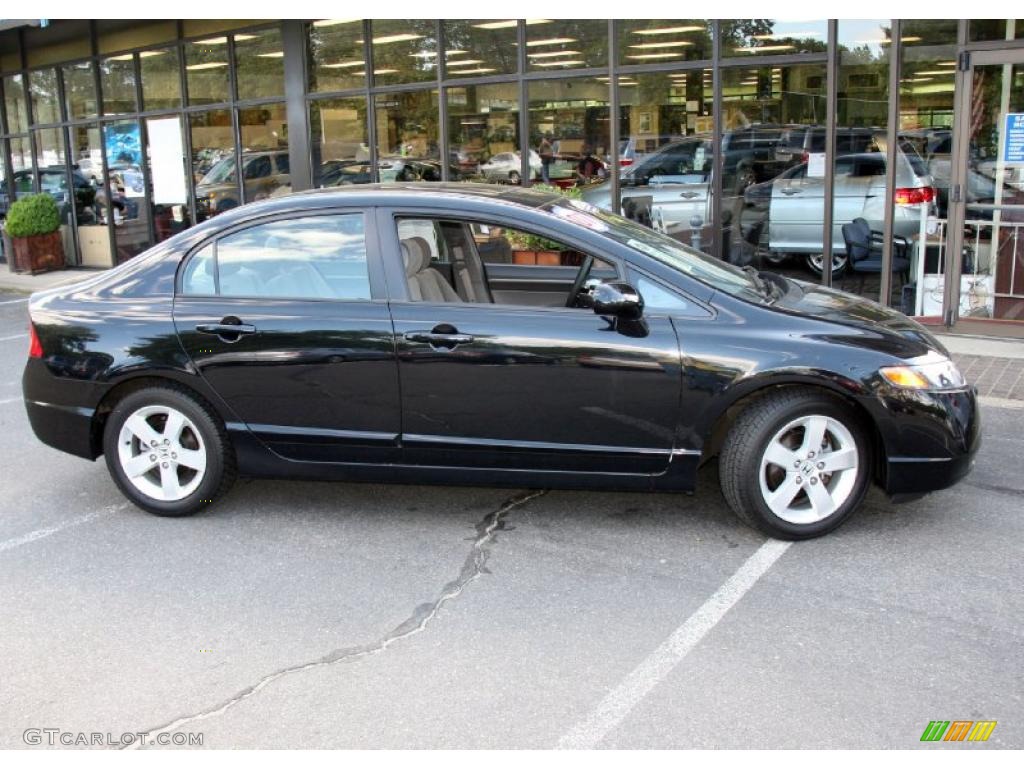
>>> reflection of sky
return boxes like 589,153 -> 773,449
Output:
837,19 -> 893,58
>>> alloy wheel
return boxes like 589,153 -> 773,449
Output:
757,414 -> 859,525
117,404 -> 207,502
806,252 -> 849,276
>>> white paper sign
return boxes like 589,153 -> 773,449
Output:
147,117 -> 187,205
807,152 -> 826,178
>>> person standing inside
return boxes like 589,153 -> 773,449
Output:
539,135 -> 554,184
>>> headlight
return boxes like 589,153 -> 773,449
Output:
879,353 -> 966,391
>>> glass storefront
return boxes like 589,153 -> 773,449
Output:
2,19 -> 1023,335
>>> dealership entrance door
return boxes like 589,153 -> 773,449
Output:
947,48 -> 1024,333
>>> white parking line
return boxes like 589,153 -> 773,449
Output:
0,297 -> 28,306
0,396 -> 21,405
979,395 -> 1024,410
558,538 -> 792,749
0,504 -> 126,554
0,333 -> 27,342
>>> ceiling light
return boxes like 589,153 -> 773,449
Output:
369,33 -> 423,45
257,51 -> 285,58
322,60 -> 366,69
373,69 -> 398,75
628,41 -> 694,49
532,59 -> 585,67
474,20 -> 516,29
915,70 -> 955,76
446,50 -> 467,56
525,37 -> 576,47
634,25 -> 705,35
107,53 -> 135,61
735,44 -> 795,52
186,62 -> 229,70
528,50 -> 582,58
752,31 -> 822,40
138,50 -> 166,58
446,60 -> 485,67
446,67 -> 496,75
938,60 -> 957,66
625,53 -> 682,60
313,19 -> 359,27
195,34 -> 255,45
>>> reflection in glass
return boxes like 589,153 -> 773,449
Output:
146,116 -> 192,243
236,103 -> 290,203
446,83 -> 518,183
720,20 -> 827,57
70,124 -> 110,267
103,119 -> 151,262
969,20 -> 1024,42
140,48 -> 182,110
441,20 -> 519,78
28,69 -> 60,124
100,55 -> 138,116
370,20 -> 438,86
190,109 -> 236,220
186,36 -> 231,105
374,90 -> 440,181
30,127 -> 75,263
308,20 -> 366,92
528,77 -> 610,190
235,27 -> 285,101
310,98 -> 370,187
588,70 -> 715,251
526,19 -> 607,72
62,62 -> 98,120
4,75 -> 29,133
616,21 -> 711,65
962,61 -> 1024,322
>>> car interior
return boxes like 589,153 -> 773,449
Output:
396,218 -> 616,307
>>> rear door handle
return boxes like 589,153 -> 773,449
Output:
780,188 -> 802,195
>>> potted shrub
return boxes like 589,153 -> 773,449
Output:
508,184 -> 584,265
5,193 -> 65,274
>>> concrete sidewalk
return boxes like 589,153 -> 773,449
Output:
0,267 -> 101,295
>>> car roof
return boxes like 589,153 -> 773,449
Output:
195,183 -> 566,227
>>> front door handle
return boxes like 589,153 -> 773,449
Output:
780,188 -> 802,196
196,323 -> 257,335
404,329 -> 474,348
678,191 -> 700,199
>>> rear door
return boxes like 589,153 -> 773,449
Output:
173,209 -> 401,463
381,207 -> 682,475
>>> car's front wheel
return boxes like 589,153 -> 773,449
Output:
719,390 -> 871,540
103,385 -> 236,517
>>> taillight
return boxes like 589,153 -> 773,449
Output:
894,186 -> 935,205
801,151 -> 809,164
28,323 -> 43,359
619,158 -> 634,167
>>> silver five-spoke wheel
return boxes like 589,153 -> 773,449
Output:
758,414 -> 859,525
117,404 -> 207,502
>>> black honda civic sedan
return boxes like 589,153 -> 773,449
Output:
21,184 -> 979,539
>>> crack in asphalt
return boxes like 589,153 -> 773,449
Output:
124,488 -> 548,748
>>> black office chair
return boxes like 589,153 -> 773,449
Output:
840,217 -> 911,294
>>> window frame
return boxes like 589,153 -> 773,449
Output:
175,208 -> 387,302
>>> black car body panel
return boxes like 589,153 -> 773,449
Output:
22,183 -> 978,501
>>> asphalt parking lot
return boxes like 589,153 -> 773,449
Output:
0,289 -> 1021,749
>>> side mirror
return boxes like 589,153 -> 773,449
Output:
592,281 -> 644,320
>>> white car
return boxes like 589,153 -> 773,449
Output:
480,151 -> 542,184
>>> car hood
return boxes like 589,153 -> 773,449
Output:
780,279 -> 949,359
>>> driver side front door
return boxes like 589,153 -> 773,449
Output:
382,209 -> 683,475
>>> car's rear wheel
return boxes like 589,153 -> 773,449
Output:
719,390 -> 871,540
508,170 -> 521,185
103,385 -> 235,517
805,252 -> 848,277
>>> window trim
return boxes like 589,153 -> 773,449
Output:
175,207 -> 384,303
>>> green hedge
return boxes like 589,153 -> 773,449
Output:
5,193 -> 61,238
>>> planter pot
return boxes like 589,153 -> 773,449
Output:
512,250 -> 537,265
11,231 -> 65,274
535,250 -> 561,266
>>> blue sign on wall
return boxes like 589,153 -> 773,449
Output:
1005,113 -> 1024,164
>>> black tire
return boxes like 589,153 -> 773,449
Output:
719,389 -> 872,540
805,252 -> 848,277
508,171 -> 521,185
102,384 -> 236,517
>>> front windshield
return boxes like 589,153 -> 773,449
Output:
543,198 -> 764,301
200,157 -> 236,185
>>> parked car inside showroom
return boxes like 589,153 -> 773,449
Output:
21,184 -> 978,540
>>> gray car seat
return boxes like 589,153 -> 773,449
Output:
401,238 -> 461,302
